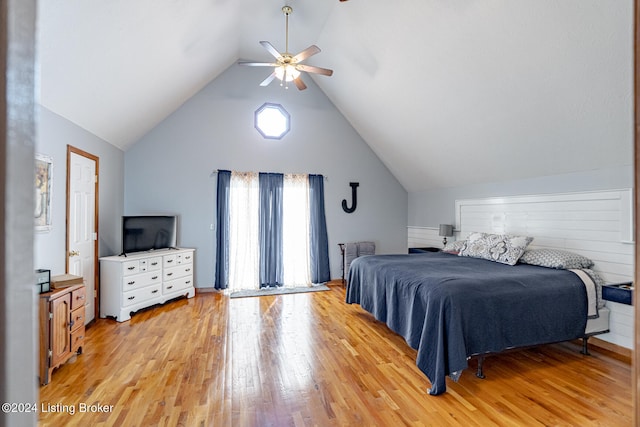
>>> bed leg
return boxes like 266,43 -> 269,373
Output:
476,356 -> 486,379
581,336 -> 590,355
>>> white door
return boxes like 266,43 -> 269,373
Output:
68,151 -> 97,324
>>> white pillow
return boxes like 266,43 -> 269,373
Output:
459,232 -> 533,266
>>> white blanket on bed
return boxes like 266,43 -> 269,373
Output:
569,269 -> 598,318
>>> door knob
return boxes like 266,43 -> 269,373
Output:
69,250 -> 80,257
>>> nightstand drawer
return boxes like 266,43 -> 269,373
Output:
71,326 -> 85,353
71,287 -> 86,310
70,306 -> 85,331
602,282 -> 633,305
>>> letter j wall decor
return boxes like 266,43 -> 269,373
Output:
342,182 -> 359,213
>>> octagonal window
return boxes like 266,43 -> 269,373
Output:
254,103 -> 290,139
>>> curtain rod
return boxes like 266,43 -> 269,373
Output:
210,169 -> 328,180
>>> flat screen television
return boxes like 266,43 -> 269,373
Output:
121,215 -> 177,255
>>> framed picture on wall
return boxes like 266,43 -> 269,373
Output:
35,153 -> 53,232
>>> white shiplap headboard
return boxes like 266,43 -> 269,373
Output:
454,189 -> 634,284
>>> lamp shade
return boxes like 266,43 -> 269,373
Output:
438,224 -> 454,237
274,64 -> 300,82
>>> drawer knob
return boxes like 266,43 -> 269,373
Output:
151,289 -> 159,294
128,296 -> 135,300
167,259 -> 174,263
127,281 -> 135,285
186,280 -> 191,285
186,268 -> 191,272
167,285 -> 173,290
127,266 -> 135,270
167,272 -> 173,277
77,295 -> 85,300
152,276 -> 158,280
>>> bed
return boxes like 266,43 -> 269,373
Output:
345,249 -> 608,395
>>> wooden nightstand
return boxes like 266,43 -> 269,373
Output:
602,282 -> 633,305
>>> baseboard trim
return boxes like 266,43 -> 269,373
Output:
195,287 -> 218,294
588,337 -> 633,364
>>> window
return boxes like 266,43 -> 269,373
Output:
214,170 -> 330,291
254,103 -> 290,139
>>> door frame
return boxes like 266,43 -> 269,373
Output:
66,145 -> 100,323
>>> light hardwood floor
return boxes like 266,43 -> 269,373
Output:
39,284 -> 632,426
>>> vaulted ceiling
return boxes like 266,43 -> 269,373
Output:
37,1 -> 633,193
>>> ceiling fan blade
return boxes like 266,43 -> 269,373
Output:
259,41 -> 283,60
296,64 -> 334,76
293,45 -> 321,63
260,71 -> 277,87
238,61 -> 278,67
293,77 -> 307,91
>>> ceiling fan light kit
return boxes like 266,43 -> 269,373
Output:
238,5 -> 333,91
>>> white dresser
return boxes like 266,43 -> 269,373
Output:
100,248 -> 195,322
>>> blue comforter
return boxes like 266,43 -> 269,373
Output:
345,252 -> 588,395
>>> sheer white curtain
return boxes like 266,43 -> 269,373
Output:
226,171 -> 313,291
228,172 -> 260,291
282,174 -> 311,287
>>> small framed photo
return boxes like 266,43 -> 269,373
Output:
35,153 -> 53,232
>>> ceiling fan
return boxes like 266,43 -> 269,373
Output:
238,5 -> 333,90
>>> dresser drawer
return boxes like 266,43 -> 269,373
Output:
71,287 -> 86,310
180,252 -> 194,264
122,283 -> 162,307
163,264 -> 193,281
122,260 -> 140,276
121,270 -> 162,292
163,276 -> 194,294
71,306 -> 85,331
146,257 -> 162,271
163,254 -> 177,268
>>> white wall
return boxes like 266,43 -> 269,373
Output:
124,64 -> 408,287
34,107 -> 125,276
